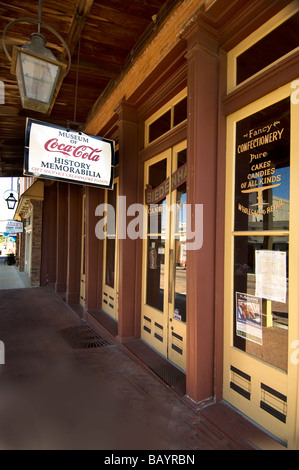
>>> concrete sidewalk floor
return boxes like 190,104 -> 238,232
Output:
0,257 -> 30,289
0,285 -> 286,451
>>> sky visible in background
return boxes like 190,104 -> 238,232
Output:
0,177 -> 18,222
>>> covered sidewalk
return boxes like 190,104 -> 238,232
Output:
0,263 -> 286,450
0,256 -> 30,290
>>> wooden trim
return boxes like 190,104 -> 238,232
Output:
222,49 -> 299,116
140,121 -> 187,163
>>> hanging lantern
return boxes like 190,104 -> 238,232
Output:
5,193 -> 17,210
10,32 -> 67,114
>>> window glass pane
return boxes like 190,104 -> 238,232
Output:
235,98 -> 290,231
105,237 -> 115,288
107,182 -> 117,214
147,159 -> 167,234
174,183 -> 187,323
146,237 -> 165,311
173,149 -> 187,322
105,183 -> 117,287
149,110 -> 171,143
234,235 -> 288,371
173,97 -> 187,127
237,12 -> 299,85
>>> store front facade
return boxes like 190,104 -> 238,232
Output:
31,0 -> 299,448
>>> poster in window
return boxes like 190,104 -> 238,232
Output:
255,250 -> 287,303
236,292 -> 263,345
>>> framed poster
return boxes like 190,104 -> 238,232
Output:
236,292 -> 263,345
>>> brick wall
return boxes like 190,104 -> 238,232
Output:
30,199 -> 43,287
86,0 -> 204,135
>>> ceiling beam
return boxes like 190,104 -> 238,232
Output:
62,0 -> 94,59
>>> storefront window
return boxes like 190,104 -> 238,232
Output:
235,98 -> 290,232
234,236 -> 288,371
233,98 -> 290,372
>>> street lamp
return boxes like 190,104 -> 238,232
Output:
10,32 -> 67,114
2,0 -> 71,115
5,193 -> 17,210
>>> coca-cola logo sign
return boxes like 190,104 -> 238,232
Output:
44,138 -> 102,161
24,119 -> 115,189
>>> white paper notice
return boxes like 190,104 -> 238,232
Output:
255,250 -> 287,303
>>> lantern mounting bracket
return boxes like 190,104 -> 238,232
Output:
2,17 -> 71,76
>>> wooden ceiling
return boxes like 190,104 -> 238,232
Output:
0,0 -> 178,176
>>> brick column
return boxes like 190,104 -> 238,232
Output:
183,18 -> 219,404
30,199 -> 43,287
18,225 -> 25,272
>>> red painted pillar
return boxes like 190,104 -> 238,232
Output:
41,183 -> 57,286
66,184 -> 81,305
55,182 -> 68,293
183,18 -> 219,404
116,101 -> 139,341
84,186 -> 102,310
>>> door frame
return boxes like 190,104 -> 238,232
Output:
223,81 -> 299,447
141,141 -> 187,371
102,177 -> 119,320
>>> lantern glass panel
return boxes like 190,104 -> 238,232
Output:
18,52 -> 60,104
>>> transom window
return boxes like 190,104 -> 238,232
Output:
227,2 -> 299,91
145,89 -> 187,146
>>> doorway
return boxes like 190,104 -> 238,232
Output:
142,141 -> 187,371
223,83 -> 299,447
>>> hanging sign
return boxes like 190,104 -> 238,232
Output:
0,220 -> 23,234
24,119 -> 115,189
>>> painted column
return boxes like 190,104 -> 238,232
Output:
40,184 -> 57,286
115,101 -> 139,341
66,184 -> 81,305
55,182 -> 68,293
84,186 -> 102,310
183,17 -> 219,403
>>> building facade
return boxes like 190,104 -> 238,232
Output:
15,0 -> 299,449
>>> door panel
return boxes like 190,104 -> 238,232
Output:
224,83 -> 299,447
142,141 -> 187,371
